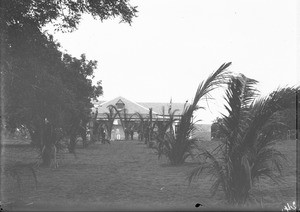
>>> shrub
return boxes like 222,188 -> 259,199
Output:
188,74 -> 299,205
158,63 -> 232,165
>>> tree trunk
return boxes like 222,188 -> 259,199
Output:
124,129 -> 129,140
28,123 -> 55,167
41,145 -> 52,167
107,128 -> 112,140
41,122 -> 55,167
29,129 -> 41,148
69,132 -> 77,153
68,121 -> 79,153
81,128 -> 87,148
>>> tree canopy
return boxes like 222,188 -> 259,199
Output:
1,0 -> 138,31
0,0 -> 138,162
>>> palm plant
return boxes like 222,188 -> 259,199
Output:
134,112 -> 156,144
159,63 -> 232,165
115,108 -> 136,140
155,109 -> 179,158
135,112 -> 146,141
188,74 -> 299,205
104,105 -> 119,140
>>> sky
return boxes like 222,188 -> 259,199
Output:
46,0 -> 299,124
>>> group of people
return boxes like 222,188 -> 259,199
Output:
97,126 -> 135,141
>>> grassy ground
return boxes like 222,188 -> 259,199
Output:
0,138 -> 296,211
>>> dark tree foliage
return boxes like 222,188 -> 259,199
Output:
3,22 -> 71,145
61,53 -> 103,153
0,0 -> 137,165
1,0 -> 138,31
211,117 -> 225,140
267,89 -> 298,139
2,21 -> 103,156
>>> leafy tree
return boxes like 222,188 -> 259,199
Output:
265,90 -> 298,139
61,53 -> 102,153
2,23 -> 102,158
1,0 -> 137,31
1,0 -> 137,165
159,63 -> 231,165
211,117 -> 225,140
188,74 -> 299,205
3,22 -> 71,150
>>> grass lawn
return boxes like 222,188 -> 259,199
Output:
1,139 -> 296,211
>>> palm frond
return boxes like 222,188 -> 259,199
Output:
243,87 -> 298,148
188,149 -> 226,196
190,76 -> 298,204
103,105 -> 119,139
158,63 -> 232,165
253,167 -> 285,185
221,74 -> 259,150
252,147 -> 287,178
187,163 -> 206,183
192,62 -> 232,108
237,74 -> 259,107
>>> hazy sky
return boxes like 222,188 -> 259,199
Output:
47,0 -> 299,123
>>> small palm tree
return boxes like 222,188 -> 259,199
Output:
135,112 -> 146,141
116,108 -> 136,140
155,109 -> 179,158
188,74 -> 299,205
134,111 -> 156,144
104,105 -> 119,140
159,63 -> 231,165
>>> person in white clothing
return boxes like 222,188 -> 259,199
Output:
116,128 -> 120,140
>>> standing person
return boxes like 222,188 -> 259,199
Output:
79,120 -> 87,147
100,125 -> 106,143
137,130 -> 141,140
124,127 -> 128,140
102,129 -> 106,141
130,129 -> 134,140
41,118 -> 55,167
138,129 -> 143,141
116,128 -> 120,140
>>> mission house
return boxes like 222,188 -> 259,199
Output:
91,96 -> 185,140
92,96 -> 211,141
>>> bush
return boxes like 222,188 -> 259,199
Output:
188,74 -> 299,205
157,63 -> 231,165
